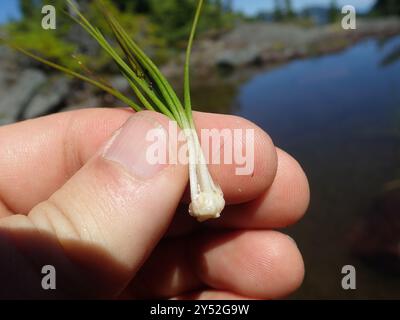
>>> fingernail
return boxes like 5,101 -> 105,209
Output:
103,114 -> 168,179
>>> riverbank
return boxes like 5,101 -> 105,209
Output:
1,17 -> 400,125
163,17 -> 400,78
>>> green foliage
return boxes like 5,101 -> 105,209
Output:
273,0 -> 284,21
148,0 -> 233,46
85,0 -> 166,65
8,0 -> 164,71
7,0 -> 235,71
7,0 -> 76,68
284,0 -> 295,20
9,0 -> 227,219
328,0 -> 340,23
6,19 -> 78,70
10,0 -> 205,126
19,0 -> 40,18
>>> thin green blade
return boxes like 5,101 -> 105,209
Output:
184,0 -> 204,120
5,41 -> 142,111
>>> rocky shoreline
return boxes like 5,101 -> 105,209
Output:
163,17 -> 400,77
1,17 -> 400,125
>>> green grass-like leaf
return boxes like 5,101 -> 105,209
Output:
4,0 -> 204,130
184,0 -> 204,123
2,0 -> 226,221
2,41 -> 142,112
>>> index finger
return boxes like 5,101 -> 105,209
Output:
0,108 -> 277,214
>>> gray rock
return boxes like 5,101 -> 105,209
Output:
216,45 -> 261,67
164,18 -> 400,73
110,75 -> 129,92
23,76 -> 71,119
0,69 -> 47,124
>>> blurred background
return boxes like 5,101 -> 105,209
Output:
0,0 -> 399,299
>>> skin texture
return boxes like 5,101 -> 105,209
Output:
0,108 -> 309,299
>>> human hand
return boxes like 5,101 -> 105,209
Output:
0,108 -> 309,299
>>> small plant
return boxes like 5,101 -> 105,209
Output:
3,0 -> 225,222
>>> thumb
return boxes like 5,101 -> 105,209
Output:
27,111 -> 187,296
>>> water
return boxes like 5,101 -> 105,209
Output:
196,36 -> 400,298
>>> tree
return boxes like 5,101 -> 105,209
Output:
148,0 -> 230,45
328,0 -> 339,22
19,0 -> 73,21
273,0 -> 284,21
19,0 -> 37,18
14,0 -> 235,64
284,0 -> 295,19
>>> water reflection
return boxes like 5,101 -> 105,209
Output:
381,43 -> 400,66
350,179 -> 400,275
195,36 -> 400,298
188,81 -> 240,115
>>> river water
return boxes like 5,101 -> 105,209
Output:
195,36 -> 400,298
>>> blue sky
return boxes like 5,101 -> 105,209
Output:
232,0 -> 377,15
0,0 -> 20,23
0,0 -> 378,23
